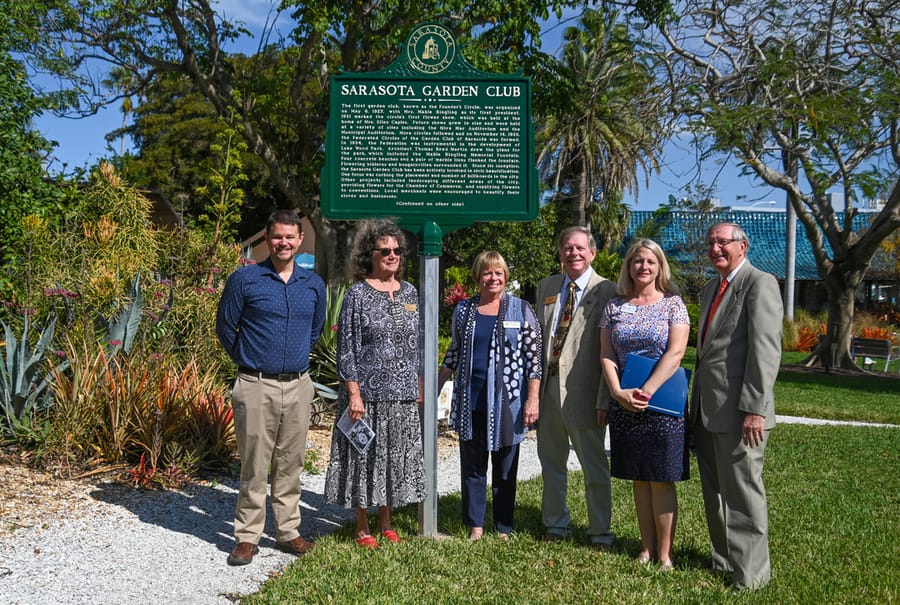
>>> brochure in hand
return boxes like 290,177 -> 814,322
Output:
336,407 -> 375,454
620,353 -> 692,417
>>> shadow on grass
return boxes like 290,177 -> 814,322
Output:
777,365 -> 900,391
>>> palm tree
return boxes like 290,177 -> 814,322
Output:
102,67 -> 138,156
537,8 -> 664,241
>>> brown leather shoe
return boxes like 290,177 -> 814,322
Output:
541,532 -> 565,542
276,536 -> 315,556
227,542 -> 258,566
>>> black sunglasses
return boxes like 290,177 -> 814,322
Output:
373,247 -> 403,257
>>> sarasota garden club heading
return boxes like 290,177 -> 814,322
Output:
322,21 -> 538,227
339,83 -> 522,98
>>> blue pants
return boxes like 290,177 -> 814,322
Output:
459,410 -> 520,534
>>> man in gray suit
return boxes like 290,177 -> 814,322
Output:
536,226 -> 618,548
690,222 -> 782,590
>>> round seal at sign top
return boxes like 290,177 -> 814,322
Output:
406,23 -> 456,75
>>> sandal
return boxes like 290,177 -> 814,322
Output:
355,534 -> 378,549
380,529 -> 401,544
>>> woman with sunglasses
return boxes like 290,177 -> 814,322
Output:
324,219 -> 426,548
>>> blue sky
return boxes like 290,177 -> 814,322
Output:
32,3 -> 781,211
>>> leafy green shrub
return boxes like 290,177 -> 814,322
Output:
592,249 -> 622,281
684,302 -> 700,347
783,317 -> 799,352
310,284 -> 347,393
42,337 -> 107,471
308,284 -> 347,425
1,164 -> 243,480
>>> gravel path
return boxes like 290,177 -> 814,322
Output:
0,433 -> 556,605
1,416 -> 893,604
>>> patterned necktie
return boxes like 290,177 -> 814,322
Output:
550,281 -> 578,374
702,277 -> 729,342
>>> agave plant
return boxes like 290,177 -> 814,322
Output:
0,315 -> 69,437
105,271 -> 143,355
309,284 -> 346,424
309,284 -> 346,392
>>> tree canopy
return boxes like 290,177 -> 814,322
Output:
0,1 -> 67,300
537,7 -> 665,236
656,0 -> 900,368
19,0 -> 602,284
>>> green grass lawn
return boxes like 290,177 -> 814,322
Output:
244,424 -> 899,604
241,350 -> 899,604
682,348 -> 900,425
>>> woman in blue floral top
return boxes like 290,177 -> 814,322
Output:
599,239 -> 690,571
439,251 -> 542,540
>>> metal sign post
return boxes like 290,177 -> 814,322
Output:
322,22 -> 538,536
417,221 -> 441,535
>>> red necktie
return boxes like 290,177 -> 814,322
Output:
702,278 -> 729,341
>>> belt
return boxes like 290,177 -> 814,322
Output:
238,367 -> 306,382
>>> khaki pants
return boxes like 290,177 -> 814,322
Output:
694,424 -> 771,589
538,374 -> 613,545
231,372 -> 314,543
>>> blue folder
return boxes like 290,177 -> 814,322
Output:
620,353 -> 692,417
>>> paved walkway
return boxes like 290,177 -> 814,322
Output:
776,414 -> 897,428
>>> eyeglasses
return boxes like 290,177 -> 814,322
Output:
706,238 -> 739,248
373,247 -> 403,257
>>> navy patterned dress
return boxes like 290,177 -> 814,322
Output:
599,294 -> 690,482
324,280 -> 426,509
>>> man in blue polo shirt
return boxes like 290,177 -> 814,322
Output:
216,209 -> 326,566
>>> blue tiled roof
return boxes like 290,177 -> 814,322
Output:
623,210 -> 877,281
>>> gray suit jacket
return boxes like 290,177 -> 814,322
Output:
536,270 -> 617,427
689,261 -> 783,433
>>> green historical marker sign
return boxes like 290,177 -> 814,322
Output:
321,22 -> 538,231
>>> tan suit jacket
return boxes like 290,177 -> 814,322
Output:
536,270 -> 617,427
690,261 -> 782,432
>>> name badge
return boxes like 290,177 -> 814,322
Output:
621,304 -> 637,314
543,295 -> 558,305
503,320 -> 521,328
403,303 -> 417,312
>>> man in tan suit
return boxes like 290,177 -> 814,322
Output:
536,226 -> 618,548
690,222 -> 782,590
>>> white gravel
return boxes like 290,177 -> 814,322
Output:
1,415 -> 890,604
0,433 -> 562,605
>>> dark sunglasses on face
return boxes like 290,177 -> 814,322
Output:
373,247 -> 403,257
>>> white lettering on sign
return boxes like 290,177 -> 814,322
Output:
340,83 -> 418,96
486,85 -> 521,97
420,84 -> 479,97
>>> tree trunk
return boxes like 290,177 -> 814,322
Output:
575,166 -> 590,227
308,214 -> 356,286
805,268 -> 864,371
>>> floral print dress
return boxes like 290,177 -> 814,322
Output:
599,294 -> 690,482
324,280 -> 426,508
